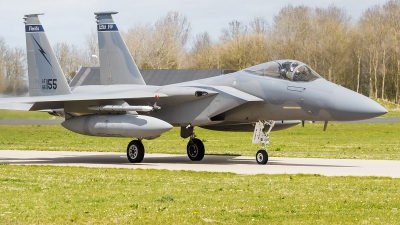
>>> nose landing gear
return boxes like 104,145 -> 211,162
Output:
252,120 -> 275,164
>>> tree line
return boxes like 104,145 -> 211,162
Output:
1,0 -> 399,104
0,37 -> 26,95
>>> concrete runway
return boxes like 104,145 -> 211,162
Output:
1,150 -> 399,178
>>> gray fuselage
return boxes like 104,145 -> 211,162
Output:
69,63 -> 386,128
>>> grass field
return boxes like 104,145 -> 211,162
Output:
380,110 -> 400,118
0,109 -> 56,120
0,122 -> 399,160
0,165 -> 399,224
1,106 -> 399,224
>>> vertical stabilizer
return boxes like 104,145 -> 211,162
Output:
95,12 -> 146,85
24,14 -> 71,96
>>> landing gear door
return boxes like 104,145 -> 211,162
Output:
252,122 -> 263,144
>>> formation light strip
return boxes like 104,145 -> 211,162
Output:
283,106 -> 302,110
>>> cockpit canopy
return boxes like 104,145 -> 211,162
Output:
244,60 -> 321,82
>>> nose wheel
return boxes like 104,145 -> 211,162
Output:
256,150 -> 268,164
252,120 -> 275,165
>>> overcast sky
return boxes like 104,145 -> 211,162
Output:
0,0 -> 388,50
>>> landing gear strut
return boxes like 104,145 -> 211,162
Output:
127,139 -> 145,163
252,120 -> 275,164
182,126 -> 205,161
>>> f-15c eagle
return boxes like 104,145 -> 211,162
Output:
0,12 -> 387,164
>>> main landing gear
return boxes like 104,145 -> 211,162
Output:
126,124 -> 207,163
252,120 -> 275,164
125,121 -> 274,164
127,139 -> 145,163
181,125 -> 205,161
187,137 -> 205,161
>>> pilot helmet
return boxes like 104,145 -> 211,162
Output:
280,68 -> 287,76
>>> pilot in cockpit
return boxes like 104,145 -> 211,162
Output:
280,61 -> 299,80
290,62 -> 299,72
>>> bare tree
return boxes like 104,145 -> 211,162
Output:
219,20 -> 251,70
190,32 -> 219,69
0,36 -> 7,93
122,12 -> 191,69
3,46 -> 26,95
387,0 -> 400,104
53,42 -> 85,81
314,5 -> 351,83
248,17 -> 270,65
145,12 -> 191,69
84,29 -> 99,67
122,23 -> 152,68
359,1 -> 400,102
270,5 -> 313,61
349,26 -> 363,93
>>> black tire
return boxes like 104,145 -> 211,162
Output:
127,140 -> 145,163
256,149 -> 268,164
187,138 -> 205,161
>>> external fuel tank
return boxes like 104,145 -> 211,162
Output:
61,114 -> 172,138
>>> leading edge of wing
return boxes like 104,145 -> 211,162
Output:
207,86 -> 264,102
0,102 -> 33,111
0,89 -> 167,105
186,85 -> 263,118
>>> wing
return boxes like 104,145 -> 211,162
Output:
0,89 -> 166,111
129,85 -> 265,126
0,85 -> 220,113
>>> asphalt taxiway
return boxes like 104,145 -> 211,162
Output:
1,150 -> 399,177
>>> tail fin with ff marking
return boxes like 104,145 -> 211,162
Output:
95,12 -> 146,85
24,14 -> 71,96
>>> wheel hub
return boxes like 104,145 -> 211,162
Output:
128,145 -> 138,159
257,153 -> 263,162
188,144 -> 198,157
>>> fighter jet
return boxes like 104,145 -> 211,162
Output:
0,12 -> 387,164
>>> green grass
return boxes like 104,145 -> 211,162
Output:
0,109 -> 56,120
1,123 -> 400,160
0,165 -> 399,224
380,110 -> 400,118
374,98 -> 400,111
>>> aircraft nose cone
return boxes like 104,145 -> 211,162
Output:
328,86 -> 387,121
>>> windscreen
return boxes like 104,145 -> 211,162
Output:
244,60 -> 321,82
291,65 -> 321,82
